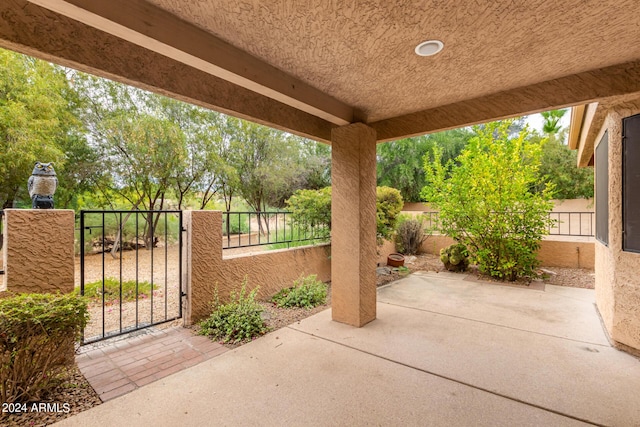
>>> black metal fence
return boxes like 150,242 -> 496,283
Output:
79,210 -> 183,344
421,211 -> 594,237
222,211 -> 330,249
548,212 -> 594,237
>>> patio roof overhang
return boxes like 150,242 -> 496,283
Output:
2,0 -> 640,144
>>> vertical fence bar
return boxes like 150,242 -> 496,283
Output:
579,213 -> 583,236
226,212 -> 231,248
164,212 -> 168,321
150,212 -> 154,326
80,212 -> 85,343
119,212 -> 123,334
179,211 -> 183,320
135,211 -> 139,329
101,212 -> 105,340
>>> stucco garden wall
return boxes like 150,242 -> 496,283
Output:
183,210 -> 331,324
593,101 -> 640,351
416,234 -> 594,269
1,209 -> 74,296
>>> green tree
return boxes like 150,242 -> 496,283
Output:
227,119 -> 303,232
535,129 -> 594,199
0,50 -> 83,208
530,110 -> 593,200
422,121 -> 554,280
377,128 -> 473,202
541,109 -> 567,135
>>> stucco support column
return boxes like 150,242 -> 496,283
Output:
182,210 -> 223,325
1,209 -> 75,294
331,123 -> 377,327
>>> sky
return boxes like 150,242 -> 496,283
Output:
524,109 -> 571,134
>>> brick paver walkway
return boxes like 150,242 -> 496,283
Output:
76,327 -> 228,401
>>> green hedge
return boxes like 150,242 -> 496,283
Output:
0,293 -> 88,404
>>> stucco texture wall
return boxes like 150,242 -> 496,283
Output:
593,101 -> 640,350
1,209 -> 75,295
184,210 -> 331,324
330,124 -> 377,327
417,235 -> 593,269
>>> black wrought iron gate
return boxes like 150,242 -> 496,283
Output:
79,210 -> 183,344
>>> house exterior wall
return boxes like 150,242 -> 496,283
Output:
1,209 -> 75,295
593,102 -> 640,350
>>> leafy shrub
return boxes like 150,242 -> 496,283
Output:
222,212 -> 250,235
376,186 -> 404,242
198,278 -> 267,344
75,277 -> 155,301
0,293 -> 89,404
395,215 -> 428,255
440,243 -> 470,272
271,274 -> 327,308
284,186 -> 404,243
286,187 -> 331,238
423,120 -> 554,280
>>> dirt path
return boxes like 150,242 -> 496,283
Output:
76,245 -> 181,341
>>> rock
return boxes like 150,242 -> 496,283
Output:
405,256 -> 417,264
540,268 -> 557,276
376,267 -> 392,275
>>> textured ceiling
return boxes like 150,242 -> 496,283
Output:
2,0 -> 640,142
148,0 -> 640,122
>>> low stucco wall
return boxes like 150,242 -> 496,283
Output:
415,234 -> 594,269
1,209 -> 75,296
184,210 -> 331,324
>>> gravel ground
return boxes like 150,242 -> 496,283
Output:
16,251 -> 593,426
76,245 -> 181,341
403,253 -> 595,289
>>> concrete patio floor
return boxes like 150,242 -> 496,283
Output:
56,271 -> 640,426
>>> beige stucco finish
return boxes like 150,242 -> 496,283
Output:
331,123 -> 377,327
183,210 -> 331,324
591,101 -> 640,350
1,209 -> 74,294
418,235 -> 594,270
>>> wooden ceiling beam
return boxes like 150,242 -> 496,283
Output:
371,60 -> 640,142
28,0 -> 354,126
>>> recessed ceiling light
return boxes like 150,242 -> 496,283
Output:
415,40 -> 444,57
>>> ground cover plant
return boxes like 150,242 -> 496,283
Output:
198,278 -> 268,344
75,277 -> 155,301
0,293 -> 88,405
271,274 -> 328,309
